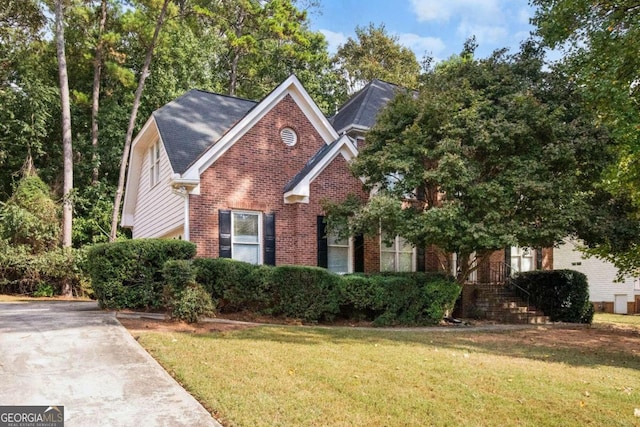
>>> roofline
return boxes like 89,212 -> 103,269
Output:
181,74 -> 340,181
284,135 -> 358,204
121,117 -> 164,228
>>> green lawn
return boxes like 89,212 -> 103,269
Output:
134,320 -> 640,427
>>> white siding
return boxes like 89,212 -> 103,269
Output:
132,140 -> 184,238
554,239 -> 639,303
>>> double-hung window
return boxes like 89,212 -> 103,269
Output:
149,141 -> 161,187
327,230 -> 350,274
381,233 -> 415,272
232,211 -> 261,264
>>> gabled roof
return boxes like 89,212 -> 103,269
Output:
331,79 -> 402,135
153,90 -> 257,174
283,134 -> 358,204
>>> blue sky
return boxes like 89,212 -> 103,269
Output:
307,0 -> 537,62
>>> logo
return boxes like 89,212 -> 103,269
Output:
0,406 -> 64,427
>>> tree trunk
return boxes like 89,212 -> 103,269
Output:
109,0 -> 171,241
54,0 -> 73,295
91,0 -> 107,184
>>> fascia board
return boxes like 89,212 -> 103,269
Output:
284,135 -> 358,204
121,118 -> 161,227
183,75 -> 339,180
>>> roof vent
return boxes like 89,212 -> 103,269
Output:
280,127 -> 297,147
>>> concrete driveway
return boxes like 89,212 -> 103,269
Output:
0,301 -> 222,426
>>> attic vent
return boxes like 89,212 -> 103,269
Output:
280,127 -> 297,147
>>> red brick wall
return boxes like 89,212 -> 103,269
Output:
189,94 -> 369,268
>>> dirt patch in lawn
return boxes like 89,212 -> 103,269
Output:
118,314 -> 640,355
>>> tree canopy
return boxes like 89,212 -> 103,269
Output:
532,0 -> 640,276
326,45 -> 612,281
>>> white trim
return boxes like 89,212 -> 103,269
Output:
122,118 -> 167,228
183,75 -> 340,182
284,135 -> 358,204
231,210 -> 263,265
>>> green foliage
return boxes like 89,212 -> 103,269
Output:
340,273 -> 459,326
342,44 -> 612,282
193,257 -> 272,312
192,257 -> 457,325
333,23 -> 421,94
268,265 -> 342,322
512,269 -> 594,324
532,1 -> 640,274
0,174 -> 60,253
85,239 -> 196,309
0,241 -> 90,297
162,260 -> 214,323
170,283 -> 216,323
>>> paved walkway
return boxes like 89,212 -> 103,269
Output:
0,301 -> 221,427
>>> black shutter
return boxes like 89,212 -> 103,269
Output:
536,247 -> 543,270
264,212 -> 276,266
504,246 -> 511,279
416,246 -> 426,272
354,234 -> 365,273
317,216 -> 328,268
219,210 -> 232,258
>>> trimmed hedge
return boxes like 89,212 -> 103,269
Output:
162,260 -> 214,323
269,265 -> 343,322
193,257 -> 272,313
511,269 -> 594,324
340,273 -> 460,326
193,257 -> 458,325
0,242 -> 90,297
85,239 -> 196,309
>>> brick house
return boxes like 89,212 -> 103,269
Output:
121,75 -> 414,274
122,75 -> 556,282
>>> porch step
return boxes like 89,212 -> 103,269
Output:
463,283 -> 550,324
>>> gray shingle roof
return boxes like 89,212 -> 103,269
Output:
283,138 -> 341,193
153,89 -> 257,174
330,79 -> 401,135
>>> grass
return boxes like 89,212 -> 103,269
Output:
135,318 -> 640,427
594,312 -> 640,328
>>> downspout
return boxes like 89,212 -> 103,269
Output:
171,185 -> 190,241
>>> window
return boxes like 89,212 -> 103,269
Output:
381,234 -> 415,272
511,246 -> 534,273
232,211 -> 261,264
327,229 -> 350,274
149,141 -> 161,187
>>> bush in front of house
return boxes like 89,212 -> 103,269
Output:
511,269 -> 594,324
193,257 -> 272,313
191,257 -> 458,325
162,260 -> 215,323
0,241 -> 90,297
85,239 -> 196,309
268,265 -> 343,322
340,273 -> 460,326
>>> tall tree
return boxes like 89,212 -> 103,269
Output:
326,45 -> 611,283
333,23 -> 421,94
54,0 -> 74,250
532,0 -> 640,274
110,0 -> 171,241
91,0 -> 108,183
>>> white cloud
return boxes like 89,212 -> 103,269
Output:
410,0 -> 502,23
320,29 -> 348,54
456,21 -> 509,45
397,33 -> 446,58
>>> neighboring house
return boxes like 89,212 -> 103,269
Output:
122,75 -> 425,274
554,238 -> 640,314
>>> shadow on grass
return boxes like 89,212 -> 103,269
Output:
191,323 -> 640,371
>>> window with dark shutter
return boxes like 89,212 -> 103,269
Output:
354,234 -> 364,273
219,210 -> 232,258
317,216 -> 328,268
264,213 -> 276,266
